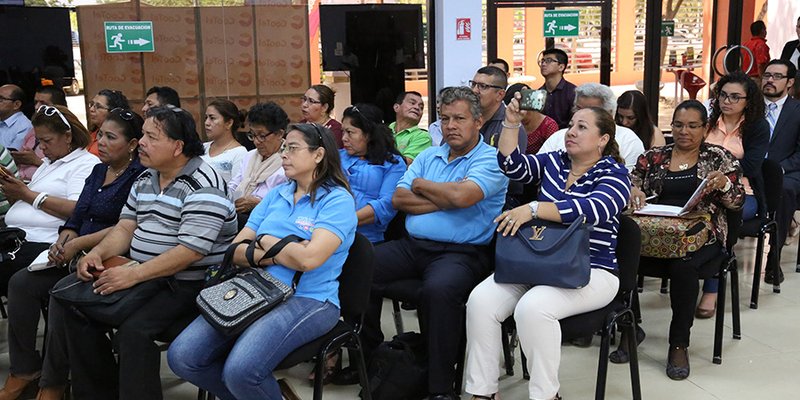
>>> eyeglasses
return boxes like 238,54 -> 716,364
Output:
538,58 -> 561,65
670,122 -> 705,130
88,101 -> 109,110
469,80 -> 503,91
279,139 -> 316,154
0,96 -> 17,103
247,130 -> 279,142
37,105 -> 70,130
300,96 -> 322,105
763,72 -> 789,81
110,107 -> 136,121
718,91 -> 745,104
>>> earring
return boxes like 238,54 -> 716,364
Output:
129,149 -> 134,161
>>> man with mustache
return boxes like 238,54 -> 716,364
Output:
390,91 -> 431,165
762,59 -> 800,284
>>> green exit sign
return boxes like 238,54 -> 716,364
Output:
543,10 -> 580,38
104,21 -> 155,53
661,20 -> 675,37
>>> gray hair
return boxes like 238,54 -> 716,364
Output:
440,86 -> 482,120
575,83 -> 617,115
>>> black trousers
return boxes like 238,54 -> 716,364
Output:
768,178 -> 800,272
7,266 -> 69,376
42,278 -> 203,400
640,242 -> 722,347
362,236 -> 491,394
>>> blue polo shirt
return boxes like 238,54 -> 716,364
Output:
397,140 -> 508,245
340,150 -> 406,243
245,181 -> 356,308
0,111 -> 32,150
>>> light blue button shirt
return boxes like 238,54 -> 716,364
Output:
340,150 -> 406,243
0,112 -> 32,150
397,140 -> 508,245
245,182 -> 357,308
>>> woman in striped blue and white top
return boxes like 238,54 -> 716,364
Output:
464,98 -> 631,400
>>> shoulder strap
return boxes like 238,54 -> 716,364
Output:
246,234 -> 305,288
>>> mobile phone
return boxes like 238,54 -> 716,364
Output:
518,89 -> 547,112
6,148 -> 17,152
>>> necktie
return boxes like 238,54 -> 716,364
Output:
767,102 -> 778,140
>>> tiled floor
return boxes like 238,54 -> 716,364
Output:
3,232 -> 800,399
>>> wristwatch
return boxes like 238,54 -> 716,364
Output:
528,201 -> 539,219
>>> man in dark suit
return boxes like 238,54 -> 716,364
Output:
779,16 -> 800,71
764,59 -> 799,283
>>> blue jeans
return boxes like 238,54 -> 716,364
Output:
703,195 -> 758,294
167,297 -> 339,400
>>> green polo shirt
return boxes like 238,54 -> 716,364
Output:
389,122 -> 432,161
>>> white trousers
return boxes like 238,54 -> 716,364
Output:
464,269 -> 619,400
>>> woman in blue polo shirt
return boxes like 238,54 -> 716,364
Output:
168,123 -> 357,400
340,103 -> 406,243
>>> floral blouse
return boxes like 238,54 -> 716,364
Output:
631,143 -> 745,245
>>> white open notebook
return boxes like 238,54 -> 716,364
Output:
634,178 -> 709,217
26,249 -> 54,272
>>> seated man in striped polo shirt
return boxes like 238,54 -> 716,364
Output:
38,106 -> 238,400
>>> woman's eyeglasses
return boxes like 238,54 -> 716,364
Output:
247,130 -> 279,142
300,96 -> 322,105
88,101 -> 109,110
37,105 -> 70,130
670,122 -> 705,130
279,139 -> 315,154
718,91 -> 745,104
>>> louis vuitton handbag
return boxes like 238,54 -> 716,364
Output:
494,216 -> 592,288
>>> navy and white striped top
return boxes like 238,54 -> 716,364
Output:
498,150 -> 631,271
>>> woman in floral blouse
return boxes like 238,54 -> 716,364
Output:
611,100 -> 744,381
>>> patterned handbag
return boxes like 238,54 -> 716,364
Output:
630,213 -> 713,258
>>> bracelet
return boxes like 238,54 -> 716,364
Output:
501,121 -> 522,130
33,192 -> 49,209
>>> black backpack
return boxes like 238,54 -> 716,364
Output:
362,332 -> 428,400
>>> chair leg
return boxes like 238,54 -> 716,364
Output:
500,321 -> 514,376
350,335 -> 373,400
0,296 -> 7,319
521,348 -> 530,380
312,349 -> 326,400
636,275 -> 644,293
730,262 -> 741,340
713,268 -> 727,364
594,328 -> 612,400
660,278 -> 669,294
796,230 -> 800,273
626,319 -> 642,400
392,299 -> 404,334
750,233 -> 765,309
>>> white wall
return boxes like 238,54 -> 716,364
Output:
767,0 -> 800,59
434,0 -> 483,94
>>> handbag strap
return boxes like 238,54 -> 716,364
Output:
207,240 -> 253,286
246,234 -> 305,289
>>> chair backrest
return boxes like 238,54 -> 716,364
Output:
760,158 -> 784,213
616,215 -> 642,293
338,233 -> 375,323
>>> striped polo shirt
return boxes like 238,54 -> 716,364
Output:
499,150 -> 631,272
120,157 -> 237,280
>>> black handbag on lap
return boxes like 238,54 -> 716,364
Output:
494,216 -> 592,289
196,235 -> 303,336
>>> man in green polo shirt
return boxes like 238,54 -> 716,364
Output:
389,91 -> 431,164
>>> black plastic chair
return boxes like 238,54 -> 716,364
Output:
635,209 -> 742,365
501,216 -> 642,400
199,233 -> 375,400
738,159 -> 783,308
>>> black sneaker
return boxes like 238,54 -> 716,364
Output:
765,267 -> 785,285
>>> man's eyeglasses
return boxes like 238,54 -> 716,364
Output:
88,101 -> 109,110
763,72 -> 789,81
538,58 -> 561,65
670,122 -> 705,130
0,96 -> 17,103
37,105 -> 70,129
110,108 -> 136,121
718,91 -> 745,104
300,96 -> 322,105
247,130 -> 280,142
469,80 -> 503,91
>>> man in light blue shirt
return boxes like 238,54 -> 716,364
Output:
0,85 -> 32,150
359,87 -> 508,399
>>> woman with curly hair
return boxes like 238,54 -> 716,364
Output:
697,72 -> 769,318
